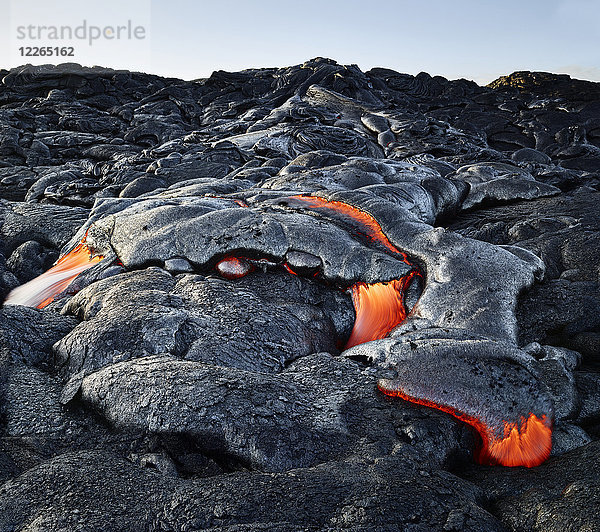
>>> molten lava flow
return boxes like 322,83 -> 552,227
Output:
377,381 -> 552,467
476,414 -> 553,467
3,242 -> 104,309
345,272 -> 419,349
288,195 -> 554,468
288,195 -> 422,348
289,194 -> 411,264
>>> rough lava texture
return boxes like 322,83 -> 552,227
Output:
0,59 -> 598,530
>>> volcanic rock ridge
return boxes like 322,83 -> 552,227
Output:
0,58 -> 598,531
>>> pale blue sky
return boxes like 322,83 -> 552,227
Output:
2,0 -> 599,84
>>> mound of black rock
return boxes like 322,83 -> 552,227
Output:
0,58 -> 598,531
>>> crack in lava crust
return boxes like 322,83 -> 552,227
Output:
283,194 -> 424,346
288,194 -> 412,264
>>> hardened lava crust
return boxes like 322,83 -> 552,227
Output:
0,59 -> 598,531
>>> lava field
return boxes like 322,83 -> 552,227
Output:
0,58 -> 599,530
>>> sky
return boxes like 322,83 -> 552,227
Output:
1,0 -> 599,85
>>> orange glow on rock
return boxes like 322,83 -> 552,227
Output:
216,256 -> 253,279
377,381 -> 552,467
4,241 -> 104,309
289,195 -> 410,264
282,263 -> 298,276
345,273 -> 417,349
285,195 -> 421,349
290,194 -> 552,468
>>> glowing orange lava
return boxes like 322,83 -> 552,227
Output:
3,241 -> 104,309
289,195 -> 411,264
345,272 -> 418,349
377,382 -> 552,467
289,195 -> 421,348
290,195 -> 553,467
476,413 -> 552,467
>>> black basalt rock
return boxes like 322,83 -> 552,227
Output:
0,59 -> 598,530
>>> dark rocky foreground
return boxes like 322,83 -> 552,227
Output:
0,58 -> 598,531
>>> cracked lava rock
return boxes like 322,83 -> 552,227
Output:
0,60 -> 599,531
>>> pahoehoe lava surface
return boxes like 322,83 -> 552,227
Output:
0,59 -> 598,530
